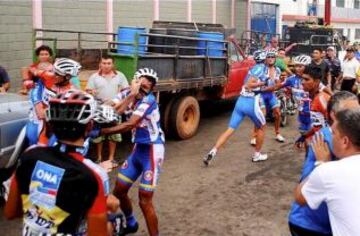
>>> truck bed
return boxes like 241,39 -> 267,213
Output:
110,53 -> 228,92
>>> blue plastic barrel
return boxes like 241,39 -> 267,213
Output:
117,26 -> 147,55
197,32 -> 225,57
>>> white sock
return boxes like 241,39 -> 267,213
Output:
210,147 -> 218,155
254,151 -> 260,156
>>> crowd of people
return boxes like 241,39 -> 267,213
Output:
204,38 -> 360,236
1,40 -> 360,236
3,45 -> 163,236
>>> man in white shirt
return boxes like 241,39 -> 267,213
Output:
86,55 -> 129,165
340,46 -> 360,93
295,108 -> 360,236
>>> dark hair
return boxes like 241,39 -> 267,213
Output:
335,108 -> 360,148
313,48 -> 323,53
278,48 -> 285,52
304,65 -> 322,80
49,121 -> 87,141
101,54 -> 114,61
35,45 -> 53,56
327,91 -> 358,125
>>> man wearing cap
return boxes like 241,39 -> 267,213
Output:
325,46 -> 341,90
339,46 -> 360,93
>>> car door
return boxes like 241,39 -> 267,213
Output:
222,42 -> 254,99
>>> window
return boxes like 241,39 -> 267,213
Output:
335,28 -> 344,36
355,29 -> 360,39
336,0 -> 345,7
355,0 -> 360,9
228,43 -> 240,63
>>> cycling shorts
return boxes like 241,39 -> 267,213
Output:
117,143 -> 164,192
261,92 -> 280,110
228,95 -> 266,129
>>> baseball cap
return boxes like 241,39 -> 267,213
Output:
326,46 -> 335,51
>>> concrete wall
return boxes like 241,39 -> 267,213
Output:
113,1 -> 153,29
217,0 -> 232,28
1,0 -> 248,91
0,1 -> 33,91
192,1 -> 212,23
42,1 -> 107,49
236,0 -> 248,38
159,0 -> 187,22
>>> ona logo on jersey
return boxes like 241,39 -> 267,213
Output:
30,161 -> 65,209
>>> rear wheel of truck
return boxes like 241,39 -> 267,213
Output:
169,96 -> 200,140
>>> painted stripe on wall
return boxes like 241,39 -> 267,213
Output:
32,0 -> 43,47
187,0 -> 192,22
212,0 -> 216,23
231,0 -> 235,27
154,0 -> 159,21
106,0 -> 113,41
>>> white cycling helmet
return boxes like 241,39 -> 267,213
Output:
133,68 -> 159,82
46,90 -> 96,124
53,58 -> 82,77
265,49 -> 277,58
253,50 -> 267,63
293,55 -> 312,66
93,104 -> 120,124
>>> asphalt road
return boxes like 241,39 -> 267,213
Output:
0,100 -> 305,236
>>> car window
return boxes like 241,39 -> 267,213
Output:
228,43 -> 240,62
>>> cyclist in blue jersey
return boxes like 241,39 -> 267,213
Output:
203,50 -> 268,164
95,68 -> 164,236
250,49 -> 285,146
288,91 -> 359,236
265,55 -> 332,137
26,58 -> 81,146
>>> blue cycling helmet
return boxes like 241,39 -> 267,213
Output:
253,50 -> 266,63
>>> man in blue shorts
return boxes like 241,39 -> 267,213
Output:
288,91 -> 359,236
203,50 -> 268,164
98,68 -> 164,236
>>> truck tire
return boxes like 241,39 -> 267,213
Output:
169,96 -> 200,140
162,97 -> 177,136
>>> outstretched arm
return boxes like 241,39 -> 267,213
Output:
101,115 -> 142,135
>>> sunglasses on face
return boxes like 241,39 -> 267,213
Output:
266,56 -> 276,59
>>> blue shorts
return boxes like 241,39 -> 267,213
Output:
261,92 -> 280,110
228,95 -> 266,129
117,143 -> 165,192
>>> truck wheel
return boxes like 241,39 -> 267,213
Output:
162,97 -> 176,136
170,96 -> 200,140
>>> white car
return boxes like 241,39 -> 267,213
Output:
0,93 -> 31,183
